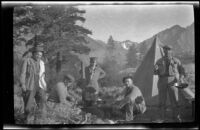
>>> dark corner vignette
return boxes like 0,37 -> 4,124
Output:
2,5 -> 15,125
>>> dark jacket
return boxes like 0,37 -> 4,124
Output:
20,57 -> 40,91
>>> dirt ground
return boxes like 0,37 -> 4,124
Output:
14,83 -> 195,124
82,104 -> 194,123
132,105 -> 194,123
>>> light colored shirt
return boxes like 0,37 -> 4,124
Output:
85,65 -> 106,92
39,60 -> 46,90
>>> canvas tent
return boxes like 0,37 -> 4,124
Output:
133,36 -> 165,106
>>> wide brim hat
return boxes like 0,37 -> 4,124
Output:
32,43 -> 44,53
90,57 -> 98,62
32,46 -> 44,53
122,75 -> 133,83
22,46 -> 44,58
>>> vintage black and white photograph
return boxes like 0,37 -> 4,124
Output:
11,2 -> 196,125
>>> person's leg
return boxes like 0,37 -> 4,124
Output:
22,89 -> 36,123
125,101 -> 134,121
35,87 -> 47,122
113,104 -> 125,120
168,84 -> 181,122
22,91 -> 30,114
158,78 -> 168,121
82,89 -> 90,107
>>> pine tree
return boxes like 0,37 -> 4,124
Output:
107,35 -> 115,50
126,44 -> 138,68
13,5 -> 92,83
139,42 -> 148,55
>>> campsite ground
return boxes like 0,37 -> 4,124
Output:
14,86 -> 194,124
133,62 -> 195,123
14,62 -> 195,124
14,94 -> 194,124
132,105 -> 194,123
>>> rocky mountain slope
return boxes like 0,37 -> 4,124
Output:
138,23 -> 194,56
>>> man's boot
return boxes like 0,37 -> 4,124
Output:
152,107 -> 166,123
172,106 -> 182,123
173,114 -> 182,123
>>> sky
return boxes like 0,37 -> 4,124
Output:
77,4 -> 194,43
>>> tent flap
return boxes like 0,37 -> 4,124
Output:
133,36 -> 164,106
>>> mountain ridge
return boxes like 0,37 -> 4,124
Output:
137,23 -> 194,56
84,22 -> 194,65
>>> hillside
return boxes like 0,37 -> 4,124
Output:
84,36 -> 107,64
77,22 -> 195,76
77,36 -> 137,66
138,23 -> 194,57
74,36 -> 107,65
177,23 -> 194,55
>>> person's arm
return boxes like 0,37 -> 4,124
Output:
115,88 -> 134,108
154,59 -> 160,75
177,59 -> 186,83
20,59 -> 28,91
115,87 -> 126,99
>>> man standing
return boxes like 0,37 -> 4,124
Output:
114,76 -> 146,122
82,57 -> 106,106
85,57 -> 106,94
154,45 -> 185,122
20,44 -> 47,124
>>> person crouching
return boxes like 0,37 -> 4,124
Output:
47,74 -> 75,108
114,76 -> 146,122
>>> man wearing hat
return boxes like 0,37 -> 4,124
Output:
82,57 -> 106,106
154,45 -> 185,122
20,43 -> 47,123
